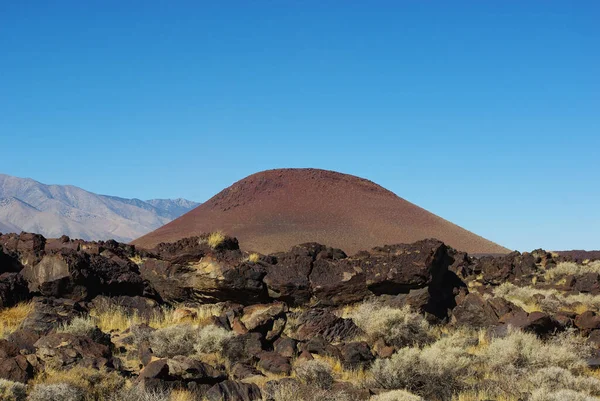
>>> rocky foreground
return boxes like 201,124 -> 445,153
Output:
0,232 -> 599,401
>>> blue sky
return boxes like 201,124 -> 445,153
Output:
1,1 -> 598,251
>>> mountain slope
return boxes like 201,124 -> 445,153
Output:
133,168 -> 509,255
0,174 -> 199,242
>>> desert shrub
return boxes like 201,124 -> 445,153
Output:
370,332 -> 472,400
294,360 -> 334,390
246,253 -> 260,263
193,325 -> 234,354
529,367 -> 600,396
545,261 -> 600,281
268,380 -> 353,401
31,367 -> 126,401
349,303 -> 431,347
57,316 -> 98,337
207,232 -> 226,249
0,302 -> 34,338
150,323 -> 233,358
108,386 -> 170,401
529,388 -> 599,401
28,383 -> 84,401
369,390 -> 425,401
480,329 -> 587,374
0,379 -> 26,401
494,283 -> 600,313
150,324 -> 198,357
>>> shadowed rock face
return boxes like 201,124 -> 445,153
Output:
133,168 -> 510,255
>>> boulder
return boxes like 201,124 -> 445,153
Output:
257,351 -> 292,375
240,302 -> 287,333
166,356 -> 226,384
222,333 -> 264,364
273,337 -> 297,358
498,311 -> 561,335
574,273 -> 600,294
20,297 -> 85,334
34,333 -> 112,369
575,311 -> 600,331
452,293 -> 500,329
263,243 -> 342,305
231,363 -> 265,380
205,380 -> 262,401
6,329 -> 41,355
469,252 -> 538,285
0,233 -> 46,267
309,258 -> 369,305
339,341 -> 374,368
291,308 -> 362,343
0,355 -> 33,383
140,251 -> 268,305
0,273 -> 30,308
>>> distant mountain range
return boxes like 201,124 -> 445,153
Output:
0,174 -> 200,242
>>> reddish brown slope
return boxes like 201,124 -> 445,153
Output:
133,169 -> 510,255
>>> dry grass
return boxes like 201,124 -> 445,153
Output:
246,252 -> 261,263
312,354 -> 368,384
31,367 -> 126,401
493,282 -> 600,313
371,390 -> 425,401
150,323 -> 234,358
169,389 -> 196,401
90,303 -> 225,333
57,316 -> 97,337
0,379 -> 26,401
0,302 -> 34,338
207,231 -> 226,249
545,261 -> 600,281
345,302 -> 431,347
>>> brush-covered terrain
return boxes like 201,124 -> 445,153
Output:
0,232 -> 599,401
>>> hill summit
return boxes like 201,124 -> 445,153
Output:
133,168 -> 509,255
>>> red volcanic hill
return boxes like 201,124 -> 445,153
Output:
133,169 -> 510,255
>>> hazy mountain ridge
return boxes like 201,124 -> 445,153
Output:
0,174 -> 199,242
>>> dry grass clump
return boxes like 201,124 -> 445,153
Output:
294,360 -> 334,389
206,231 -> 226,249
0,379 -> 26,401
370,331 -> 473,400
108,386 -> 170,401
347,302 -> 432,347
529,388 -> 599,401
545,261 -> 600,281
90,303 -> 225,333
370,390 -> 425,401
0,302 -> 34,338
493,282 -> 600,313
57,316 -> 98,337
150,323 -> 233,358
31,367 -> 126,401
28,383 -> 84,401
246,252 -> 261,263
267,380 -> 353,401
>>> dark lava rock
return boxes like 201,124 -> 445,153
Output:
0,355 -> 33,383
469,251 -> 538,285
21,249 -> 145,301
6,329 -> 41,355
34,333 -> 112,370
273,336 -> 297,358
257,351 -> 292,375
498,310 -> 561,335
575,311 -> 600,331
339,341 -> 374,368
222,332 -> 264,364
20,297 -> 85,334
291,308 -> 362,343
205,380 -> 262,401
0,272 -> 30,308
452,293 -> 501,329
0,232 -> 46,267
231,363 -> 265,380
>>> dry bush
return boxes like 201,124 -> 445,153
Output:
529,388 -> 599,401
169,389 -> 196,401
150,324 -> 198,358
0,302 -> 34,338
28,383 -> 84,401
545,261 -> 600,281
57,316 -> 98,337
90,303 -> 225,333
480,329 -> 588,374
529,367 -> 600,396
348,302 -> 432,347
246,253 -> 261,263
193,324 -> 234,354
31,367 -> 126,401
493,283 -> 600,313
108,386 -> 170,401
0,379 -> 26,401
151,323 -> 233,358
370,390 -> 425,401
267,380 -> 353,401
294,360 -> 334,390
207,231 -> 226,249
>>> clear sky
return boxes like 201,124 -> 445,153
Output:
1,1 -> 598,251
